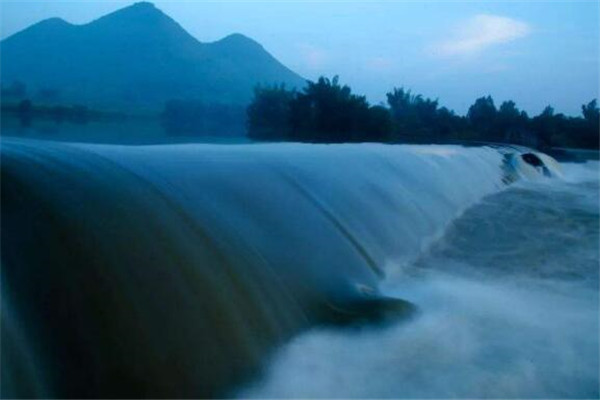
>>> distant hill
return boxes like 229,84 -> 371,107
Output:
0,2 -> 306,112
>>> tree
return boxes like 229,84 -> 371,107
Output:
467,96 -> 497,140
244,77 -> 597,149
386,88 -> 441,140
289,76 -> 390,142
366,105 -> 393,140
531,106 -> 558,148
582,99 -> 599,123
246,77 -> 392,142
436,107 -> 464,139
495,100 -> 533,144
247,84 -> 295,140
498,101 -> 521,122
580,99 -> 599,148
387,88 -> 416,128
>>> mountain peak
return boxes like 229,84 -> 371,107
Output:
0,2 -> 305,109
91,1 -> 166,25
131,1 -> 156,8
2,17 -> 73,42
118,1 -> 158,12
38,17 -> 71,27
25,17 -> 72,32
214,33 -> 264,52
126,2 -> 158,13
84,1 -> 200,47
222,33 -> 253,42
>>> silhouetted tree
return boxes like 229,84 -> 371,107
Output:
386,88 -> 470,141
366,105 -> 393,141
582,99 -> 599,122
531,106 -> 558,148
495,100 -> 536,146
247,76 -> 392,142
579,99 -> 599,148
289,76 -> 376,142
387,88 -> 432,138
245,78 -> 598,149
467,96 -> 497,140
436,107 -> 464,139
497,101 -> 523,126
247,84 -> 295,140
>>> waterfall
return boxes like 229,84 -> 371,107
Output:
1,139 -> 551,398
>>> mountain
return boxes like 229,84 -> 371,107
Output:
0,2 -> 306,111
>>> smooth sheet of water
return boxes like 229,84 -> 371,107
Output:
238,161 -> 600,399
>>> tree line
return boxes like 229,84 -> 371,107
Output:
4,78 -> 596,148
247,76 -> 599,149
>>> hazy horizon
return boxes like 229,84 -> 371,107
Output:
1,0 -> 598,116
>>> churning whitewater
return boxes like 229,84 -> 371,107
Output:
1,138 -> 596,398
239,160 -> 599,399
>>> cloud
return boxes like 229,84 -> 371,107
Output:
432,14 -> 531,57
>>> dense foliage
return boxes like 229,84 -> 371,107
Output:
247,77 -> 599,149
248,77 -> 392,142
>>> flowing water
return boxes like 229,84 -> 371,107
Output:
239,161 -> 600,399
1,138 -> 598,398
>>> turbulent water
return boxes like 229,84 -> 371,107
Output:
1,138 -> 598,398
239,161 -> 600,399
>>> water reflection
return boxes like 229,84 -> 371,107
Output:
0,114 -> 251,145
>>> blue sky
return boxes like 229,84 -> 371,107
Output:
1,1 -> 598,116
